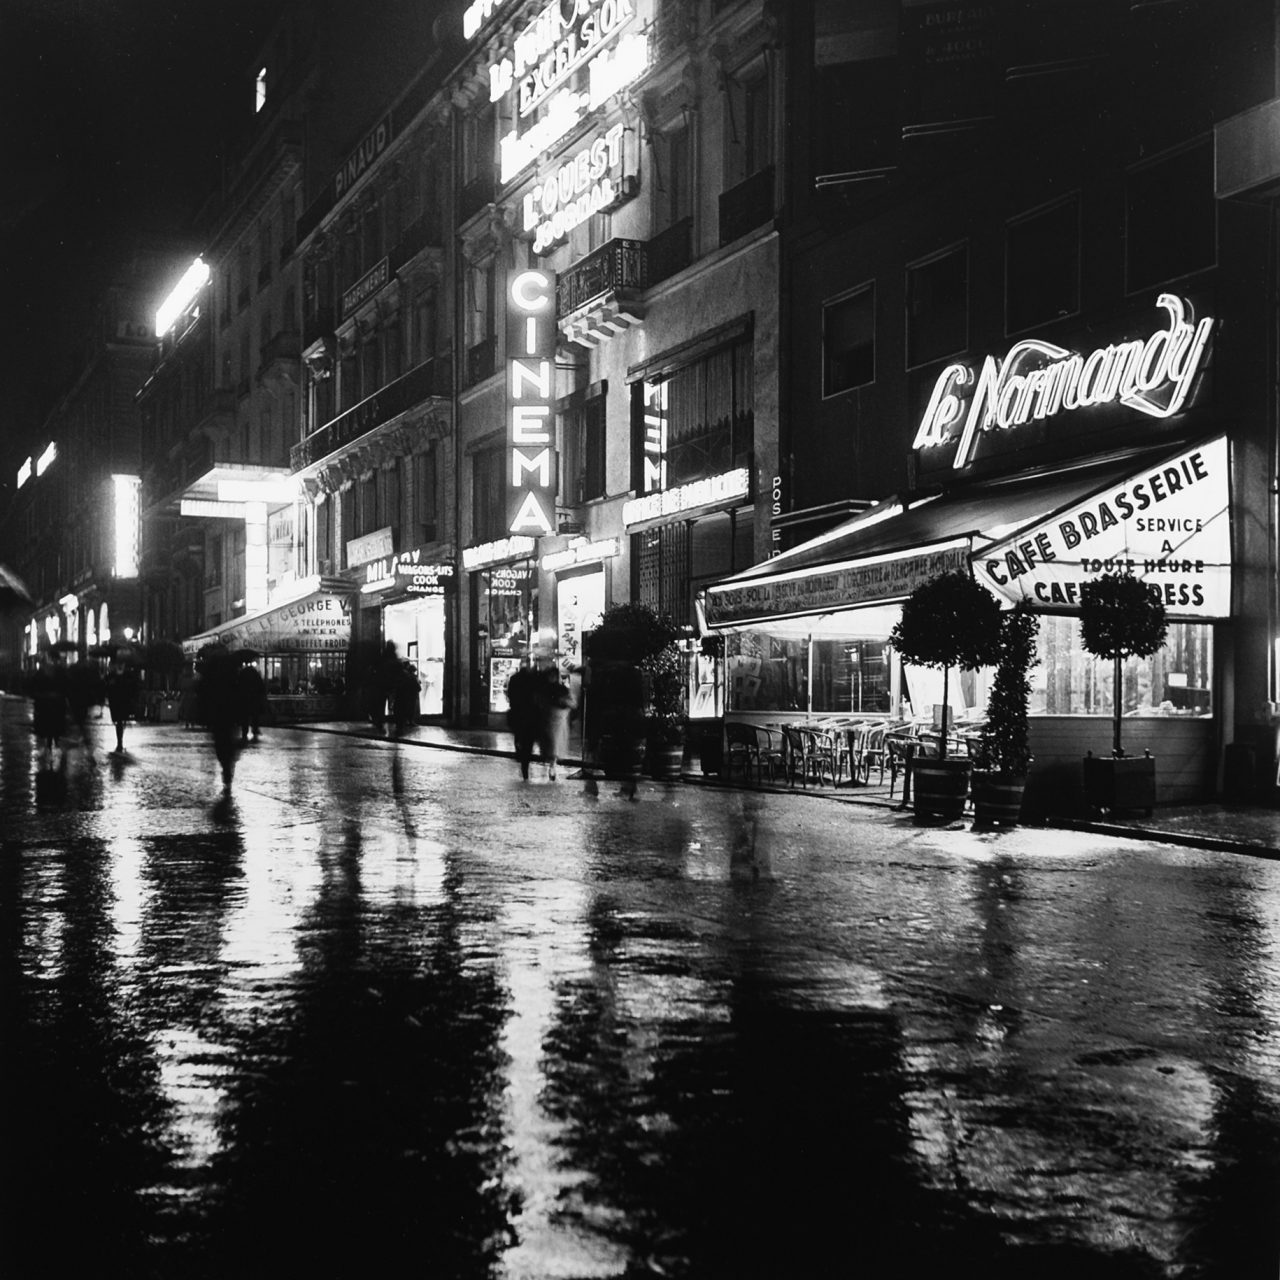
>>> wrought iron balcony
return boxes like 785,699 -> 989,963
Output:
290,356 -> 450,470
556,239 -> 647,316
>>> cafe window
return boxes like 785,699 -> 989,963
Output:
1126,140 -> 1215,294
906,245 -> 968,368
1006,195 -> 1080,335
1032,616 -> 1212,717
823,282 -> 875,397
726,632 -> 891,714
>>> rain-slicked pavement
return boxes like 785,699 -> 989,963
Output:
2,699 -> 1279,1278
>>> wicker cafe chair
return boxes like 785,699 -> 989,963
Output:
725,721 -> 761,785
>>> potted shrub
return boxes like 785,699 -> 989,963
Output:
889,570 -> 1003,822
587,603 -> 681,785
1079,571 -> 1167,816
970,601 -> 1039,828
644,640 -> 686,780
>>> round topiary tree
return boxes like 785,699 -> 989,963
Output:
889,570 -> 1003,757
1079,571 -> 1167,757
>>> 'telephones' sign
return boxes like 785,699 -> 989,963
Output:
507,269 -> 558,537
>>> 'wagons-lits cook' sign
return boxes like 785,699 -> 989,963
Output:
914,294 -> 1214,470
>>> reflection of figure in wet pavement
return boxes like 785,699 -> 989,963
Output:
730,789 -> 770,881
506,660 -> 540,780
197,643 -> 241,795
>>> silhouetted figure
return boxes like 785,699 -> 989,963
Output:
104,657 -> 140,753
506,660 -> 540,780
369,641 -> 402,734
392,660 -> 420,735
197,643 -> 241,794
237,661 -> 267,742
30,653 -> 67,767
65,654 -> 104,767
536,666 -> 573,782
178,661 -> 200,728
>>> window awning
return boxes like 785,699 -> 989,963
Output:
181,588 -> 353,657
700,439 -> 1224,632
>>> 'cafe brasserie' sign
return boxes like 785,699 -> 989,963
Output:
914,294 -> 1215,470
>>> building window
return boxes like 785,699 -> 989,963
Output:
561,387 -> 607,505
467,261 -> 496,349
472,444 -> 506,544
359,474 -> 378,536
359,336 -> 381,400
633,522 -> 690,622
822,283 -> 875,397
413,449 -> 437,543
907,245 -> 968,368
1006,195 -> 1080,335
727,633 -> 891,714
725,57 -> 772,186
1126,140 -> 1215,294
409,289 -> 436,366
654,120 -> 692,233
635,336 -> 754,493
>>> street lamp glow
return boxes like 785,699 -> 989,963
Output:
155,257 -> 211,337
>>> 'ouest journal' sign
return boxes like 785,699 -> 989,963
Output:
914,294 -> 1214,470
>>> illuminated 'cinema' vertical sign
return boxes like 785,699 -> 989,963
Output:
507,269 -> 558,536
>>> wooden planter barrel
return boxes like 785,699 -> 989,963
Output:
1082,752 -> 1155,816
912,757 -> 973,823
600,734 -> 646,784
646,740 -> 685,780
970,769 -> 1028,827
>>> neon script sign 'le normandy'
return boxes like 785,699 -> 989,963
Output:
913,294 -> 1214,469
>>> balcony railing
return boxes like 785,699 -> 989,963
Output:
290,356 -> 450,470
719,165 -> 775,247
556,239 -> 648,316
647,218 -> 693,286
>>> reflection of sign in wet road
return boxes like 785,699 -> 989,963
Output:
2,711 -> 1275,1279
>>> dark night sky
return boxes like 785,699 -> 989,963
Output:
0,0 -> 279,473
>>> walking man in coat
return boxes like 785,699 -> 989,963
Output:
506,660 -> 540,780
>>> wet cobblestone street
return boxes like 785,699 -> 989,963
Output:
2,705 -> 1279,1278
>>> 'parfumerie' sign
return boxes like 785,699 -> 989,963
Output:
914,294 -> 1214,469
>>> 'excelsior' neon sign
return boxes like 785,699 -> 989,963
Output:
913,294 -> 1214,469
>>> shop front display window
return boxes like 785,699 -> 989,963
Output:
1031,615 -> 1212,717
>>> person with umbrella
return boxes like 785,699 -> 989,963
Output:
104,651 -> 141,754
196,642 -> 241,795
63,645 -> 104,768
29,650 -> 67,768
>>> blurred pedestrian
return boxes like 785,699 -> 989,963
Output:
237,659 -> 267,742
391,659 -> 420,735
30,652 -> 67,767
536,665 -> 574,782
368,640 -> 401,734
178,661 -> 200,728
65,651 -> 104,767
506,659 -> 539,780
197,643 -> 241,794
104,655 -> 140,754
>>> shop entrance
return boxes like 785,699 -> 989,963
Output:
384,596 -> 447,717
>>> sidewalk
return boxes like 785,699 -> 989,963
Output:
303,718 -> 1280,861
